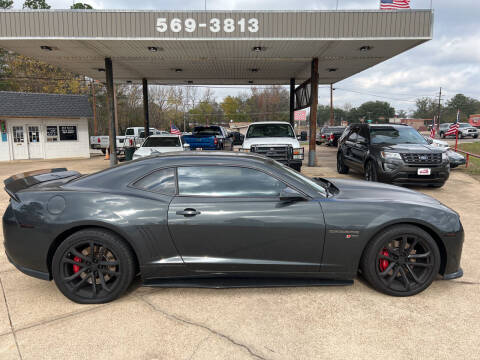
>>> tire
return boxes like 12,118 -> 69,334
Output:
101,149 -> 106,155
337,152 -> 349,174
440,132 -> 445,139
459,132 -> 464,139
360,224 -> 440,296
364,160 -> 378,182
474,135 -> 478,139
52,229 -> 136,304
290,163 -> 302,172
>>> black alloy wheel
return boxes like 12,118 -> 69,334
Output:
364,161 -> 377,182
337,152 -> 349,174
52,229 -> 135,304
361,225 -> 440,296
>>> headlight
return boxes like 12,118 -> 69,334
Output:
442,152 -> 448,161
292,147 -> 304,160
381,151 -> 402,160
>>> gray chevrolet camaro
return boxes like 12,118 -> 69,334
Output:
3,152 -> 463,303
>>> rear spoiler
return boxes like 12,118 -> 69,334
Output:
4,168 -> 81,201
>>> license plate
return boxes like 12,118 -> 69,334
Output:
417,168 -> 431,176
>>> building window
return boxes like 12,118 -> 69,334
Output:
46,126 -> 58,142
59,125 -> 78,141
12,126 -> 24,143
28,126 -> 40,143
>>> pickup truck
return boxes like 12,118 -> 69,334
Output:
183,126 -> 234,150
90,135 -> 126,155
240,121 -> 304,171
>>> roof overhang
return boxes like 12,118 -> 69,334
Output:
0,10 -> 433,85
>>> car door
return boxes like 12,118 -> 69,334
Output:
350,126 -> 369,169
167,165 -> 325,273
342,127 -> 359,168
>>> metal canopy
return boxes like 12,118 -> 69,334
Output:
0,10 -> 433,85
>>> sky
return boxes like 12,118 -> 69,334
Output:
10,0 -> 480,115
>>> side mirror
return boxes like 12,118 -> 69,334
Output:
280,187 -> 305,202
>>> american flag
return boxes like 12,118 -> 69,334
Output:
170,124 -> 182,135
444,110 -> 460,137
380,0 -> 411,9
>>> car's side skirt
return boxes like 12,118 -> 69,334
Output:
143,277 -> 353,288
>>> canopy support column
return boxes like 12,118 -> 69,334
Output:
289,78 -> 295,128
105,57 -> 117,166
308,58 -> 318,167
142,78 -> 150,141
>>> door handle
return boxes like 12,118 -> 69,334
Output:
176,208 -> 201,217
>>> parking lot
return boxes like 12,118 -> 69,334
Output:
0,148 -> 479,360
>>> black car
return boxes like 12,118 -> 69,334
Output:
3,153 -> 463,303
317,126 -> 346,146
230,131 -> 245,146
337,124 -> 450,187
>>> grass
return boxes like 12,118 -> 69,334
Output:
457,142 -> 480,176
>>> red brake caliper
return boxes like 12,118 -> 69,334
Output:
73,256 -> 81,273
379,249 -> 389,271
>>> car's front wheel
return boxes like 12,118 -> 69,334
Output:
52,229 -> 136,304
360,225 -> 440,296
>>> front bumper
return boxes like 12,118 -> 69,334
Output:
377,160 -> 450,186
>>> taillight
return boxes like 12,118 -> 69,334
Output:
329,134 -> 335,140
321,134 -> 326,138
214,138 -> 218,145
97,137 -> 101,143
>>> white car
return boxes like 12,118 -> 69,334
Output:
240,121 -> 304,171
132,134 -> 189,160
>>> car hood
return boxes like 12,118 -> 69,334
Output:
372,143 -> 444,154
327,178 -> 440,205
134,147 -> 183,157
242,137 -> 300,148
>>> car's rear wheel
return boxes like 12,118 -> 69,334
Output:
52,229 -> 136,304
360,225 -> 440,296
337,152 -> 349,174
364,160 -> 377,181
440,132 -> 445,139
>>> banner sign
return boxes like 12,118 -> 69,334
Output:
294,110 -> 307,121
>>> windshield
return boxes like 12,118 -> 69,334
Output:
246,124 -> 295,138
194,127 -> 222,136
459,123 -> 471,128
142,137 -> 181,147
125,128 -> 134,135
370,127 -> 428,145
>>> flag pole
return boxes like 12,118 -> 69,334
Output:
455,109 -> 459,151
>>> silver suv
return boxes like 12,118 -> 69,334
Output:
439,122 -> 478,139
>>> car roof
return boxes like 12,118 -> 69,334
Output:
147,134 -> 180,138
248,121 -> 291,126
350,123 -> 412,129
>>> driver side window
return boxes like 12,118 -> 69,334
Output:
177,166 -> 288,197
346,128 -> 358,142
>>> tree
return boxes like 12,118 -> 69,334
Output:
221,96 -> 242,121
71,3 -> 93,9
397,110 -> 408,118
444,94 -> 480,122
0,0 -> 13,9
23,0 -> 50,9
356,101 -> 395,123
412,97 -> 436,120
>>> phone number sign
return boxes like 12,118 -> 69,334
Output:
156,17 -> 259,34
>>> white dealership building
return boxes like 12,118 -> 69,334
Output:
0,91 -> 91,161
